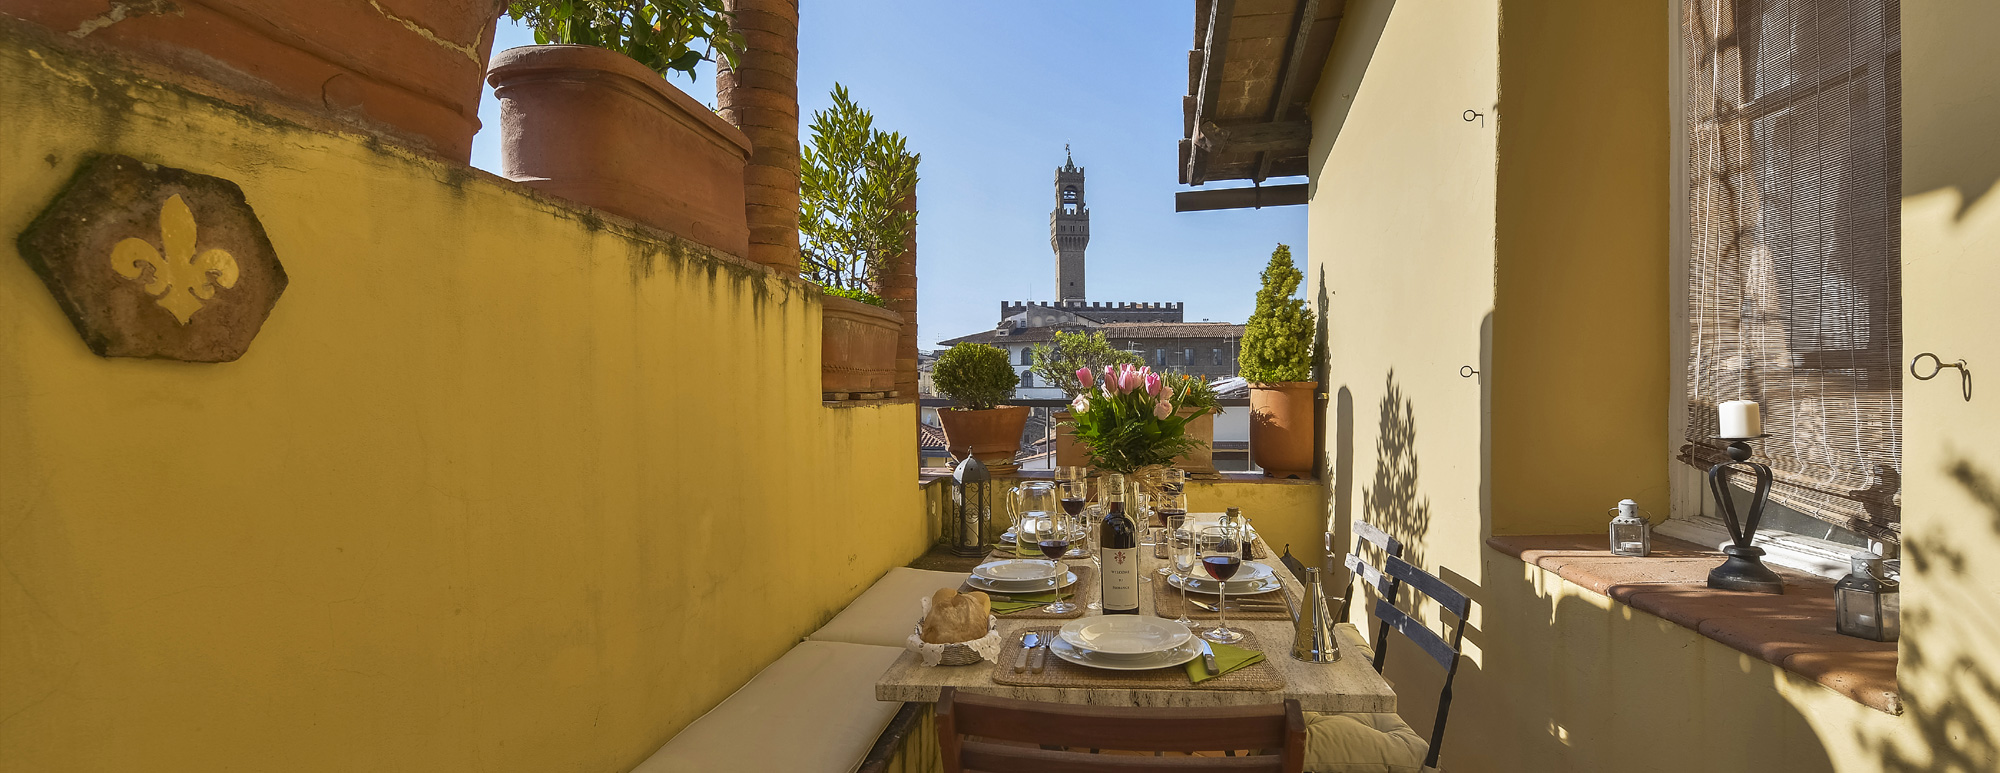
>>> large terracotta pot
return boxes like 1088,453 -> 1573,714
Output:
939,406 -> 1031,475
1173,407 -> 1220,476
13,0 -> 503,160
821,294 -> 902,394
487,45 -> 752,256
1052,410 -> 1086,468
1249,381 -> 1318,479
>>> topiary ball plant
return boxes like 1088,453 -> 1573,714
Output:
1239,244 -> 1315,384
933,343 -> 1017,410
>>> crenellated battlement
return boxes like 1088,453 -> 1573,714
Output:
1000,300 -> 1184,323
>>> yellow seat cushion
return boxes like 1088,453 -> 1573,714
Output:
1303,711 -> 1429,773
632,641 -> 905,773
805,567 -> 971,648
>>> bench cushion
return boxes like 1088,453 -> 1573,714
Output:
1303,711 -> 1429,773
633,641 -> 906,773
805,567 -> 971,648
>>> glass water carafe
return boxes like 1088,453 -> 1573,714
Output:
1010,481 -> 1060,558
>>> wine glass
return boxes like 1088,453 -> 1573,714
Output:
1156,491 -> 1188,577
1058,477 -> 1090,559
1133,491 -> 1154,583
1198,525 -> 1246,644
1170,524 -> 1197,628
1038,528 -> 1077,615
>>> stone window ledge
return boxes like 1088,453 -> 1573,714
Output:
1486,534 -> 1901,715
917,469 -> 1318,485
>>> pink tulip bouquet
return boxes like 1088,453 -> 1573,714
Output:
1065,363 -> 1210,474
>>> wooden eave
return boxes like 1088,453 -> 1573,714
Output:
1179,0 -> 1345,189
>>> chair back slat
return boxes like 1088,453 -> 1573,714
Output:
961,741 -> 1287,772
936,688 -> 1305,772
1342,553 -> 1394,597
1351,520 -> 1402,556
1383,556 -> 1470,620
1372,598 -> 1458,670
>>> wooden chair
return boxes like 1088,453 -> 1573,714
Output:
1305,556 -> 1470,772
1334,521 -> 1405,674
934,687 -> 1305,772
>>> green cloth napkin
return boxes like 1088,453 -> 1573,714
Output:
1185,641 -> 1266,684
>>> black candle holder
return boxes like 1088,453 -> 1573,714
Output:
1707,435 -> 1784,594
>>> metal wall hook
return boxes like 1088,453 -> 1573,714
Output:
1462,109 -> 1485,128
1460,365 -> 1479,379
1910,352 -> 1972,401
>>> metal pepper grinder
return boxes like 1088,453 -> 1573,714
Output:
1290,567 -> 1341,663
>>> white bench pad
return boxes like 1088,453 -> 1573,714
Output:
633,641 -> 906,773
805,567 -> 970,649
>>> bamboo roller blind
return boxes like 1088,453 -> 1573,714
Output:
1681,0 -> 1903,542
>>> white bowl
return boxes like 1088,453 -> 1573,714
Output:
973,559 -> 1064,583
1058,616 -> 1193,656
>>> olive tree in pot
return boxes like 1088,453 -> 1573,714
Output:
934,343 -> 1029,474
801,85 -> 918,395
487,1 -> 752,254
1240,244 -> 1318,479
1030,331 -> 1140,468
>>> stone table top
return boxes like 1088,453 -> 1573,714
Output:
875,530 -> 1397,713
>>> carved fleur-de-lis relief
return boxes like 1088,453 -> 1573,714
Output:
109,194 -> 240,324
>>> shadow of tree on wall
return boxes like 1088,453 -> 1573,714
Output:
1863,456 -> 2000,772
1363,371 -> 1432,569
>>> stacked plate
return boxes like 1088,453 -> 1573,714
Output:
967,559 -> 1076,594
1165,561 -> 1284,595
1048,616 -> 1202,670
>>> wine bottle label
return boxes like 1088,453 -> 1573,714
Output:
1101,547 -> 1140,612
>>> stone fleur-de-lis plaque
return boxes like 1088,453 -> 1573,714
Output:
16,155 -> 286,362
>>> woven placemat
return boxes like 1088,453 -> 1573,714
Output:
1152,575 -> 1293,621
990,627 -> 1285,692
960,564 -> 1096,620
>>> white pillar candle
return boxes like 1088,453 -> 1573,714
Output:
1718,400 -> 1762,439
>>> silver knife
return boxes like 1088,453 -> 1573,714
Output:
1014,632 -> 1038,673
1195,638 -> 1218,676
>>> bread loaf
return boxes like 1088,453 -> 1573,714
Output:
919,589 -> 993,644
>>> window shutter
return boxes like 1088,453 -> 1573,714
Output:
1682,0 -> 1902,541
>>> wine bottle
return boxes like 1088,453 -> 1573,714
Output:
1099,473 -> 1140,615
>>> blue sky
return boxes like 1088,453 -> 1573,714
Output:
471,3 -> 1306,349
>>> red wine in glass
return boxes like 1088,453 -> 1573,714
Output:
1202,555 -> 1243,581
1156,508 -> 1186,528
1060,498 -> 1086,516
1040,539 -> 1072,561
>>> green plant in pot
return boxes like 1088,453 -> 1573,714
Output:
1030,331 -> 1141,468
489,1 -> 754,253
1240,244 -> 1318,478
800,84 -> 919,394
934,343 -> 1030,474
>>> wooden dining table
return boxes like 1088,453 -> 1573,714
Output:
874,517 -> 1397,713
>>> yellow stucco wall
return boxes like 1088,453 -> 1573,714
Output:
1306,0 -> 1997,769
0,25 -> 923,772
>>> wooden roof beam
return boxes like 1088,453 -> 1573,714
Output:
1256,0 -> 1321,182
1185,0 -> 1236,186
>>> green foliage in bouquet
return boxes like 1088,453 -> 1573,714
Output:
1029,330 -> 1143,400
1239,244 -> 1315,383
1067,364 -> 1209,473
932,343 -> 1016,410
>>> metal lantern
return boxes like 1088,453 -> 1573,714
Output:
950,456 -> 992,558
1835,552 -> 1900,642
1608,499 -> 1650,557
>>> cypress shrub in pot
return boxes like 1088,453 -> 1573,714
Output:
1240,244 -> 1318,479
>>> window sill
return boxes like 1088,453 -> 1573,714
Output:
1486,534 -> 1901,715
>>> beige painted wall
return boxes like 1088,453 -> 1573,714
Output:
1304,0 -> 1998,769
0,27 -> 924,771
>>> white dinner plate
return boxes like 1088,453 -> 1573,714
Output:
965,571 -> 1077,594
974,559 -> 1064,583
1058,616 -> 1192,656
1048,635 -> 1202,671
1167,572 -> 1285,596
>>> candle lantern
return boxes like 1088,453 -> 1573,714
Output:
1705,400 -> 1784,593
1607,499 -> 1650,557
1835,552 -> 1900,642
950,456 -> 992,558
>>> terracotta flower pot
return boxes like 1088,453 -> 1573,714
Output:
14,0 -> 503,161
821,294 -> 902,394
939,406 -> 1031,475
1052,410 -> 1086,469
1249,381 -> 1318,479
1173,407 -> 1220,476
487,45 -> 751,256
